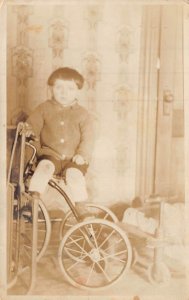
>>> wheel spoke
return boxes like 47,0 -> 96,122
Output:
65,246 -> 85,256
87,224 -> 99,248
65,222 -> 73,228
24,244 -> 32,250
66,254 -> 88,272
103,212 -> 110,220
98,229 -> 115,249
78,227 -> 96,248
21,233 -> 32,244
103,238 -> 127,253
85,262 -> 95,285
66,236 -> 91,258
96,225 -> 103,240
65,225 -> 73,229
66,236 -> 85,246
100,249 -> 128,263
94,261 -> 111,282
23,246 -> 32,259
108,256 -> 127,264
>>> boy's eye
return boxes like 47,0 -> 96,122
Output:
54,83 -> 76,92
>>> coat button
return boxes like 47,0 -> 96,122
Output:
60,121 -> 64,126
60,138 -> 64,143
61,154 -> 66,160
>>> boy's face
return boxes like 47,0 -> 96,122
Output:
51,79 -> 79,106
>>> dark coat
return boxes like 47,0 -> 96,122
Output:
27,99 -> 95,163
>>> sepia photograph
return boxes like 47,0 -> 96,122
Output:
1,0 -> 189,299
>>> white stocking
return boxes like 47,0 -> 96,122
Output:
29,159 -> 55,194
65,168 -> 88,203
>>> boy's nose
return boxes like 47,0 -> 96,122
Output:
60,88 -> 68,95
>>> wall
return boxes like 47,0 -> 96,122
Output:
7,2 -> 186,205
7,3 -> 142,205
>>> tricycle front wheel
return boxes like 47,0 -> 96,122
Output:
58,219 -> 132,290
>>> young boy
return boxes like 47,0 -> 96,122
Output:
25,67 -> 95,220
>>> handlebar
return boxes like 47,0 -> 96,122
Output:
18,122 -> 38,164
25,142 -> 37,165
18,122 -> 38,142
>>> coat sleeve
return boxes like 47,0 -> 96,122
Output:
27,103 -> 45,137
76,112 -> 96,163
26,103 -> 45,154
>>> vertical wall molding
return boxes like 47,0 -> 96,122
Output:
135,6 -> 160,198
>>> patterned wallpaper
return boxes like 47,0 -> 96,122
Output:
7,4 -> 142,204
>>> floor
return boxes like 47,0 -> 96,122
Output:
8,216 -> 187,300
9,259 -> 187,299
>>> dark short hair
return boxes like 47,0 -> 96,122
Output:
47,67 -> 84,89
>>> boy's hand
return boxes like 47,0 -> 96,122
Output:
23,123 -> 38,141
72,154 -> 85,165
